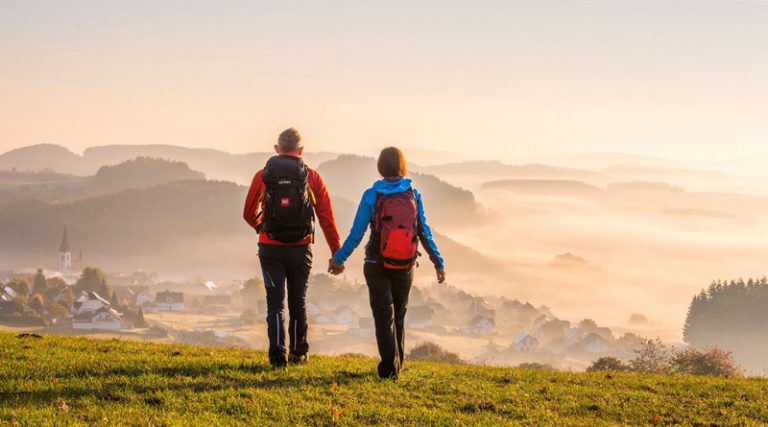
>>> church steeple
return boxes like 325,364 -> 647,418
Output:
59,225 -> 72,275
59,225 -> 71,253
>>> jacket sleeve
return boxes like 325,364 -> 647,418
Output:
243,170 -> 264,230
332,189 -> 375,266
309,170 -> 341,254
415,189 -> 445,270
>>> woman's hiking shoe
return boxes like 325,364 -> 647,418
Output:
288,353 -> 309,365
270,356 -> 288,370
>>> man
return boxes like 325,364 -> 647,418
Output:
243,127 -> 342,369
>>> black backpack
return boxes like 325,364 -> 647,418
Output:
260,156 -> 314,243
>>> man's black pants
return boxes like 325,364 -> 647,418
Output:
258,243 -> 312,364
363,262 -> 414,379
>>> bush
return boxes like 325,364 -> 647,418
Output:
28,293 -> 45,315
517,362 -> 555,371
672,347 -> 742,377
240,309 -> 260,325
629,339 -> 672,374
587,356 -> 629,372
407,342 -> 465,365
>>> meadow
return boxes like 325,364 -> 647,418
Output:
1,332 -> 767,426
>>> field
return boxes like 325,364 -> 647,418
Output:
1,332 -> 768,426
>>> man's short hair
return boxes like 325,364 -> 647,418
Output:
277,128 -> 302,152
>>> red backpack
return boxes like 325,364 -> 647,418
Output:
374,189 -> 419,269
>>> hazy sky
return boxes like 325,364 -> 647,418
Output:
1,0 -> 767,163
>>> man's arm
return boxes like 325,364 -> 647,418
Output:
243,170 -> 264,230
414,190 -> 445,270
309,170 -> 341,254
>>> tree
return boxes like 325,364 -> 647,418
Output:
135,307 -> 148,328
60,287 -> 75,307
33,269 -> 47,294
6,278 -> 31,297
671,347 -> 742,377
75,267 -> 112,296
629,339 -> 671,374
587,356 -> 629,372
240,308 -> 260,325
407,342 -> 465,365
578,318 -> 598,331
241,277 -> 265,305
683,277 -> 768,372
28,293 -> 45,315
46,277 -> 67,291
46,303 -> 70,319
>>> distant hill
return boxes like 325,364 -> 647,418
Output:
423,161 -> 601,181
0,157 -> 208,214
83,145 -> 339,184
0,144 -> 338,184
482,179 -> 601,196
93,157 -> 205,193
530,152 -> 687,170
0,144 -> 86,174
549,253 -> 599,271
606,181 -> 683,193
317,155 -> 485,228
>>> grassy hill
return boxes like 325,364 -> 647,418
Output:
2,333 -> 767,426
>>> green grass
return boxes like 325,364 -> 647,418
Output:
1,333 -> 767,426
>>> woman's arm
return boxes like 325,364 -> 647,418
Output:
331,189 -> 376,266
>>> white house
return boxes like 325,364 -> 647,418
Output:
462,315 -> 496,335
306,301 -> 321,317
511,332 -> 540,352
312,313 -> 332,324
155,290 -> 184,312
71,292 -> 111,316
256,300 -> 267,315
73,307 -> 129,331
334,305 -> 359,325
52,287 -> 73,305
578,333 -> 612,353
349,317 -> 374,337
407,305 -> 434,329
0,286 -> 17,302
564,328 -> 587,345
135,290 -> 153,307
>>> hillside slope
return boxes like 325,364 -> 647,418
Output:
1,333 -> 767,426
0,179 -> 503,279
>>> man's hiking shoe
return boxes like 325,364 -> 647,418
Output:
288,353 -> 309,365
270,357 -> 288,370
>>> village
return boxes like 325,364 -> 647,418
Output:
0,226 -> 652,370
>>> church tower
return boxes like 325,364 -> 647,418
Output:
59,225 -> 72,276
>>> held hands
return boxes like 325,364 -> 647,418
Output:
328,258 -> 345,276
436,269 -> 446,284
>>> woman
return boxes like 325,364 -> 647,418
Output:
329,147 -> 446,379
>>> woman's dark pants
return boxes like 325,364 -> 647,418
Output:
363,262 -> 414,379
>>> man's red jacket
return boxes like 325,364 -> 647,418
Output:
243,153 -> 341,254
